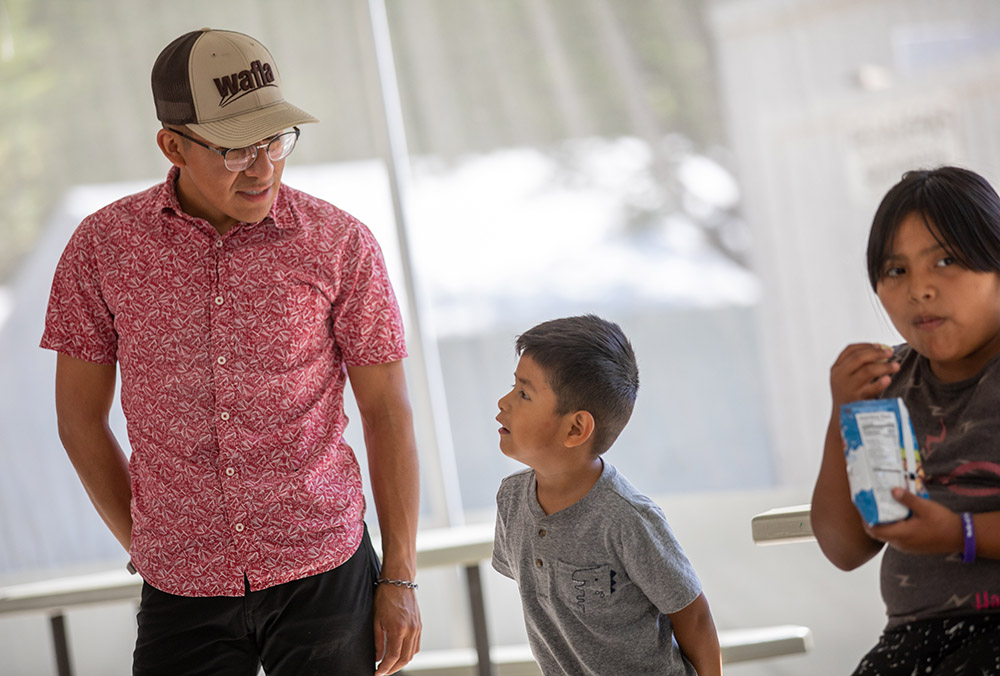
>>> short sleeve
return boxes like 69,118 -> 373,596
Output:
492,482 -> 513,579
330,221 -> 406,366
621,503 -> 702,615
40,221 -> 118,364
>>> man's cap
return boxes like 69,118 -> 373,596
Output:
152,28 -> 318,147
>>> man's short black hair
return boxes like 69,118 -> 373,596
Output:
515,314 -> 639,455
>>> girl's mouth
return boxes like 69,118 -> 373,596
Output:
912,315 -> 945,330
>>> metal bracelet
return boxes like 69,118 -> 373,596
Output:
375,577 -> 419,590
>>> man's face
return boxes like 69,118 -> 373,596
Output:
165,128 -> 287,234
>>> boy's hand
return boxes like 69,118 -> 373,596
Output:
866,488 -> 963,556
830,343 -> 900,410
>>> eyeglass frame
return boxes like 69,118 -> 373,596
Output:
164,126 -> 301,172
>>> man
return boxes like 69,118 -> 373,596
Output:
41,28 -> 420,675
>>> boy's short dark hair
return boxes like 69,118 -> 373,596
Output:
515,314 -> 639,455
867,166 -> 1000,290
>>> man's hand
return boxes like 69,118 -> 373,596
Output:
866,488 -> 963,556
374,584 -> 421,675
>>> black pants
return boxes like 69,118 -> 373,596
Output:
133,528 -> 381,676
851,614 -> 1000,675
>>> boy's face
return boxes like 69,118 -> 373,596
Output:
496,354 -> 569,467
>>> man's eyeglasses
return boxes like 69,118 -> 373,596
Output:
167,127 -> 300,172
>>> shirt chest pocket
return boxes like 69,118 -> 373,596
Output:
553,560 -> 618,615
237,274 -> 332,366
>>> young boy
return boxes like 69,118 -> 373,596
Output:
492,315 -> 722,676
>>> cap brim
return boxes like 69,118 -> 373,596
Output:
188,100 -> 318,147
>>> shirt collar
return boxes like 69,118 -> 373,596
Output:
155,166 -> 298,231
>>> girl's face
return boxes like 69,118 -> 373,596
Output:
877,212 -> 1000,382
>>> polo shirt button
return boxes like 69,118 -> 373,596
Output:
225,467 -> 235,477
214,296 -> 224,305
538,529 -> 546,537
535,559 -> 543,568
220,412 -> 230,421
235,523 -> 244,532
217,356 -> 227,365
215,240 -> 223,249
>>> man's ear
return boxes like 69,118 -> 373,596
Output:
156,128 -> 187,168
564,410 -> 595,449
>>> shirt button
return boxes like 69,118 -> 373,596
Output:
214,296 -> 224,305
225,467 -> 235,477
234,523 -> 244,532
220,412 -> 230,421
217,356 -> 227,365
215,240 -> 223,249
535,559 -> 543,568
538,529 -> 547,537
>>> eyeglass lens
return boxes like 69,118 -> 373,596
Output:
224,131 -> 298,171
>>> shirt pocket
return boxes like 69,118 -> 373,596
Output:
554,560 -> 617,615
238,273 -> 332,368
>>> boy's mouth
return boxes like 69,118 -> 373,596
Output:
496,415 -> 510,434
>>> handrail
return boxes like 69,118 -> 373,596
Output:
2,520 -> 812,676
751,504 -> 814,544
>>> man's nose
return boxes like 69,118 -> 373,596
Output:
244,147 -> 274,177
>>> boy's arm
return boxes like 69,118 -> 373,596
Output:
668,592 -> 721,676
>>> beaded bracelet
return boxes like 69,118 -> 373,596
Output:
375,577 -> 419,590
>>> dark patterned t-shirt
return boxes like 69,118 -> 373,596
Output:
880,345 -> 1000,627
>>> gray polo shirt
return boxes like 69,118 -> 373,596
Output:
492,462 -> 701,676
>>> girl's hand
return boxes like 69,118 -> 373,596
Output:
830,343 -> 900,409
866,488 -> 963,556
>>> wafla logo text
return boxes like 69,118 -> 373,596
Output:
213,60 -> 275,107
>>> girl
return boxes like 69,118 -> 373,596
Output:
812,166 -> 1000,674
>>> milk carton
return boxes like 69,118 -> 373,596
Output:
840,398 -> 927,526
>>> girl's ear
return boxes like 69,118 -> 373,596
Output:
156,128 -> 187,168
564,410 -> 595,449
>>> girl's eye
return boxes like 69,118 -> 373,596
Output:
883,266 -> 905,279
519,390 -> 529,400
935,256 -> 955,268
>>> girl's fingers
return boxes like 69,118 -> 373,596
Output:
831,344 -> 899,404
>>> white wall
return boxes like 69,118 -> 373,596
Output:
708,0 -> 1000,487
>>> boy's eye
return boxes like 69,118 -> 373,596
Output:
519,390 -> 529,400
883,266 -> 905,278
935,256 -> 954,268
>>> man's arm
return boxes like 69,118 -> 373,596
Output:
54,353 -> 132,551
347,360 -> 421,676
669,592 -> 722,676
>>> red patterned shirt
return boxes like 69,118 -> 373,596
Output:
41,167 -> 407,596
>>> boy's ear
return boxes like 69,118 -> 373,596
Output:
564,410 -> 595,449
157,128 -> 187,168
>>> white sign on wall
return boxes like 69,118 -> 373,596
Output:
842,97 -> 963,206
